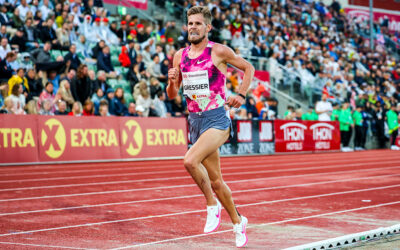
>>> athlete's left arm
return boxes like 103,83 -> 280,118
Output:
214,44 -> 255,108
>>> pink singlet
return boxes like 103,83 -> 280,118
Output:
180,41 -> 227,113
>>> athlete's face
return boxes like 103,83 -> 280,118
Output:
188,14 -> 211,45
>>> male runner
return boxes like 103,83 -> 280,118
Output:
167,6 -> 254,248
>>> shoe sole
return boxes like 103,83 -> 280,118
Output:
237,217 -> 248,248
204,201 -> 222,234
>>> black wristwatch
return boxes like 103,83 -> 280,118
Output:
238,93 -> 246,99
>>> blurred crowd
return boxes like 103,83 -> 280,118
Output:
0,0 -> 399,145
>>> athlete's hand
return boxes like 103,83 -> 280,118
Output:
168,68 -> 179,85
226,95 -> 245,108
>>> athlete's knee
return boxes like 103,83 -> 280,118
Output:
183,155 -> 198,172
211,179 -> 224,191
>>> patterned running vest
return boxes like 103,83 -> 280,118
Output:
180,41 -> 226,113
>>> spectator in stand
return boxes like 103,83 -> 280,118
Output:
164,21 -> 180,46
136,86 -> 152,117
136,23 -> 147,43
0,26 -> 9,40
339,102 -> 354,152
57,74 -> 75,108
148,54 -> 167,82
117,20 -> 130,45
112,87 -> 128,116
64,44 -> 81,71
387,104 -> 399,150
353,105 -> 364,150
55,22 -> 71,50
78,15 -> 96,43
40,0 -> 52,21
92,70 -> 108,94
12,8 -> 24,29
99,18 -> 119,46
0,6 -> 12,27
16,0 -> 30,22
245,97 -> 258,119
149,77 -> 162,99
284,105 -> 295,120
0,37 -> 11,60
68,101 -> 83,116
54,100 -> 69,115
10,28 -> 27,52
98,99 -> 110,116
97,45 -> 117,78
71,64 -> 92,104
152,90 -> 169,118
127,63 -> 142,91
9,84 -> 26,114
82,99 -> 95,116
124,40 -> 137,64
126,102 -> 138,116
23,19 -> 39,49
105,88 -> 115,115
170,95 -> 186,117
8,68 -> 28,96
119,46 -> 131,68
38,82 -> 60,114
91,88 -> 105,115
302,105 -> 318,121
316,94 -> 333,121
0,96 -> 14,114
39,99 -> 54,115
26,69 -> 42,101
0,52 -> 16,81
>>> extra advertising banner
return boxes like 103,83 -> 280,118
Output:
37,116 -> 122,162
0,115 -> 187,164
274,120 -> 340,153
0,115 -> 39,163
345,7 -> 400,34
119,117 -> 187,158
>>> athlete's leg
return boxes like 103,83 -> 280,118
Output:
202,149 -> 241,224
183,128 -> 230,206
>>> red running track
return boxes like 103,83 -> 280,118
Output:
0,150 -> 399,249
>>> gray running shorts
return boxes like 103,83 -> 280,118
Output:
188,106 -> 234,144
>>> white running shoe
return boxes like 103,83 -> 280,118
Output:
203,199 -> 222,233
391,145 -> 400,150
233,216 -> 248,248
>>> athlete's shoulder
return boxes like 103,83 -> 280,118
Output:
173,48 -> 185,62
211,42 -> 235,57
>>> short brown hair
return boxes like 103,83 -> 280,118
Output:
187,6 -> 212,25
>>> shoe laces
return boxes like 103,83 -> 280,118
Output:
233,222 -> 243,235
206,206 -> 216,221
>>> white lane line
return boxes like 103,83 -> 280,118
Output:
0,241 -> 93,249
1,165 -> 400,202
0,184 -> 399,238
112,200 -> 400,249
0,151 -> 390,174
1,173 -> 399,217
2,155 -> 399,183
0,154 -> 400,178
1,160 -> 399,192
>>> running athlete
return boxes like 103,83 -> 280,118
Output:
167,6 -> 254,248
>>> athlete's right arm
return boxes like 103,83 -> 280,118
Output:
167,49 -> 183,100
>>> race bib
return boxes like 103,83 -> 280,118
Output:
182,70 -> 210,100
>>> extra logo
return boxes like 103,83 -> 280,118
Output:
280,122 -> 307,141
41,119 -> 66,159
122,120 -> 143,156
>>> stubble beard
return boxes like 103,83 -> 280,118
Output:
188,34 -> 206,45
